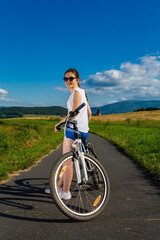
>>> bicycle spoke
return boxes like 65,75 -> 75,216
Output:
82,186 -> 94,212
50,152 -> 110,221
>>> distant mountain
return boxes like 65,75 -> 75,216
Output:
0,106 -> 67,116
1,100 -> 160,118
91,100 -> 160,115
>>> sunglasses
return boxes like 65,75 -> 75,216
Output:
63,77 -> 76,82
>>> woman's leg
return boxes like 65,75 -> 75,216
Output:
63,136 -> 74,154
57,137 -> 74,192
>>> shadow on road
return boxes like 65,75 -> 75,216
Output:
0,178 -> 75,223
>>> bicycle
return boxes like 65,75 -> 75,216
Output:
49,103 -> 110,221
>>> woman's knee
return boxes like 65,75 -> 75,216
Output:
63,137 -> 73,154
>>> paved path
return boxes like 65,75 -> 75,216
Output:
0,133 -> 160,240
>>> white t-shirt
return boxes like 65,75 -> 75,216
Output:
67,88 -> 89,133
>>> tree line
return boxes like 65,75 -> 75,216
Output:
0,106 -> 67,118
134,107 -> 160,112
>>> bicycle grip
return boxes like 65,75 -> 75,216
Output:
56,124 -> 61,131
56,121 -> 65,130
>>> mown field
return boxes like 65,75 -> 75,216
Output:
92,109 -> 160,121
0,118 -> 63,181
0,111 -> 160,184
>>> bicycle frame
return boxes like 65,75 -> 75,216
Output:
56,103 -> 89,185
72,139 -> 88,184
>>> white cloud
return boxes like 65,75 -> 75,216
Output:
84,88 -> 104,95
54,87 -> 69,93
0,89 -> 8,96
85,55 -> 160,101
0,88 -> 8,102
0,88 -> 21,104
87,70 -> 121,87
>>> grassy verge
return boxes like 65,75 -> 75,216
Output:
89,119 -> 160,183
0,118 -> 63,181
1,117 -> 160,184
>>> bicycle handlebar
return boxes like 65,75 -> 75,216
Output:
56,123 -> 65,131
69,102 -> 86,118
56,103 -> 86,131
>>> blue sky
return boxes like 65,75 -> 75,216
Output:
0,0 -> 160,107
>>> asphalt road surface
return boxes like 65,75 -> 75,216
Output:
0,133 -> 160,240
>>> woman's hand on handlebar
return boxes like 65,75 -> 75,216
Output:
55,120 -> 63,133
54,103 -> 85,133
54,116 -> 67,133
55,123 -> 60,133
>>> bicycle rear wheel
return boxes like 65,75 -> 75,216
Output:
49,152 -> 110,221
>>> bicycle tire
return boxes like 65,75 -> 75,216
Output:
83,140 -> 98,159
49,151 -> 110,221
84,141 -> 102,187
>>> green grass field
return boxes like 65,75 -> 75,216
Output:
90,119 -> 160,183
0,118 -> 63,181
0,117 -> 160,184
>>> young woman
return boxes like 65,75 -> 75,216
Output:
45,68 -> 92,199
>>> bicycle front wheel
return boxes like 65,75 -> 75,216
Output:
49,152 -> 110,221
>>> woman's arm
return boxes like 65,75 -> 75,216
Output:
87,102 -> 92,122
73,90 -> 92,122
72,91 -> 81,111
55,91 -> 81,133
55,116 -> 67,133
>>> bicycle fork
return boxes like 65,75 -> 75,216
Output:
72,139 -> 88,184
